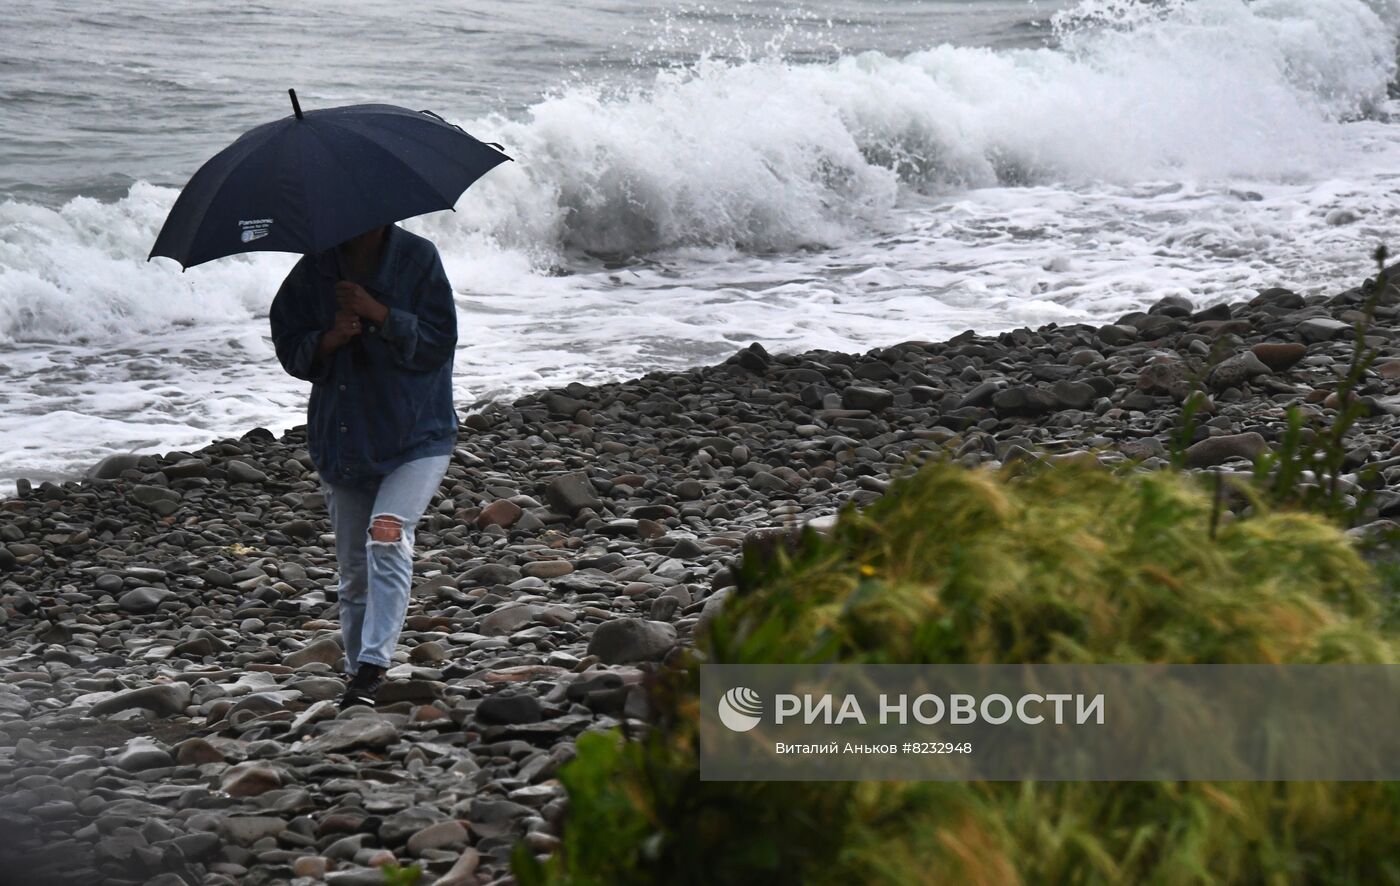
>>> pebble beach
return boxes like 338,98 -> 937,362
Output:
3,259 -> 1400,885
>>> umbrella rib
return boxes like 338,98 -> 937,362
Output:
300,123 -> 396,251
316,119 -> 464,208
284,127 -> 319,256
353,114 -> 505,178
153,132 -> 272,263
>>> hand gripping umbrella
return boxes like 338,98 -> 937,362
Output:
149,89 -> 511,269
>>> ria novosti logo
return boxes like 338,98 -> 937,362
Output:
718,687 -> 763,732
716,686 -> 1105,732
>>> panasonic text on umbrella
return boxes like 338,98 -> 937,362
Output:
239,218 -> 274,242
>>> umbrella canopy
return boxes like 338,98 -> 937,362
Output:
149,90 -> 510,269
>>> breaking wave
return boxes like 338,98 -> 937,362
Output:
1,0 -> 1396,342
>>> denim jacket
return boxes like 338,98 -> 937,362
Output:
268,224 -> 458,489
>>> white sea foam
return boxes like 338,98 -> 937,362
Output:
4,0 -> 1400,490
5,0 -> 1396,344
426,0 -> 1400,250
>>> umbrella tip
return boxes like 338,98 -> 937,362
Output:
289,88 -> 303,120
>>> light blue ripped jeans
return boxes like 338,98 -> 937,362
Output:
321,454 -> 450,674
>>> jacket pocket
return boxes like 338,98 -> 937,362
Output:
368,370 -> 428,461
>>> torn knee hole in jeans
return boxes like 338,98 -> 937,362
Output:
367,513 -> 411,553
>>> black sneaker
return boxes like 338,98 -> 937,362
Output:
338,664 -> 385,710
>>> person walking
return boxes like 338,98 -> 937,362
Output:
269,222 -> 458,709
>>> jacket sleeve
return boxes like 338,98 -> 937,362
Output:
269,261 -> 334,384
376,249 -> 458,372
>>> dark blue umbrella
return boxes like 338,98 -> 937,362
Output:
149,89 -> 511,269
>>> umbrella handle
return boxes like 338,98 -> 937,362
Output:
329,249 -> 372,361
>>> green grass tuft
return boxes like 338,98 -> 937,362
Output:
516,462 -> 1400,886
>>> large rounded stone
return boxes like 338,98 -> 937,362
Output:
221,816 -> 288,847
302,717 -> 399,753
431,848 -> 481,886
522,559 -> 574,579
174,737 -> 225,765
1185,432 -> 1269,468
1296,317 -> 1351,343
286,636 -> 343,668
162,458 -> 209,480
1208,351 -> 1271,391
130,485 -> 181,514
90,683 -> 191,718
227,459 -> 270,484
481,604 -> 540,636
1137,357 -> 1188,397
475,693 -> 543,725
88,453 -> 144,480
1052,380 -> 1097,411
476,499 -> 523,529
111,739 -> 173,772
841,386 -> 894,412
991,386 -> 1057,417
1251,342 -> 1307,372
117,587 -> 171,614
407,820 -> 469,854
586,618 -> 678,664
545,472 -> 603,515
221,762 -> 283,797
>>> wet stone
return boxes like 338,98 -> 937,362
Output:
476,693 -> 543,725
1185,432 -> 1269,468
545,472 -> 603,515
477,499 -> 524,529
301,717 -> 399,753
111,739 -> 174,772
221,762 -> 283,797
407,820 -> 470,854
841,386 -> 894,412
482,604 -> 540,636
90,682 -> 190,718
521,559 -> 574,579
286,636 -> 343,668
175,738 -> 226,765
226,459 -> 270,484
118,587 -> 171,614
1296,317 -> 1352,343
586,618 -> 678,664
221,816 -> 288,847
1251,342 -> 1308,372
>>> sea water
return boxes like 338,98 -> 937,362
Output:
4,0 -> 1400,493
